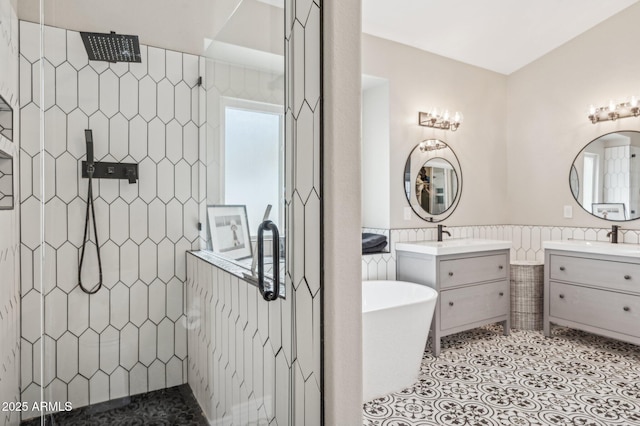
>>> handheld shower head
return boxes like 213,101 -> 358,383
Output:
85,129 -> 94,177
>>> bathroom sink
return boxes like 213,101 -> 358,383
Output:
543,240 -> 640,257
395,238 -> 511,255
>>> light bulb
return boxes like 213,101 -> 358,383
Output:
589,105 -> 596,115
609,99 -> 617,112
453,112 -> 463,123
631,96 -> 638,108
442,110 -> 450,121
430,107 -> 440,119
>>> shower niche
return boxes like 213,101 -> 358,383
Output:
0,149 -> 13,209
0,94 -> 13,141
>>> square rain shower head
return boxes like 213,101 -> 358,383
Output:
80,31 -> 142,63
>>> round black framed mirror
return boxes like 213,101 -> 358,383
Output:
404,139 -> 462,222
570,130 -> 640,221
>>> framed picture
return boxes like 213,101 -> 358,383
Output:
592,203 -> 626,221
207,205 -> 252,260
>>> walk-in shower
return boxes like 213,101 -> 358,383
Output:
7,0 -> 323,424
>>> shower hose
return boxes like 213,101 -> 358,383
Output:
78,169 -> 103,294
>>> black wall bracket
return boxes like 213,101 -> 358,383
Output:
81,161 -> 138,184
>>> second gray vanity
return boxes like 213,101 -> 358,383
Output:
544,240 -> 640,346
396,239 -> 512,356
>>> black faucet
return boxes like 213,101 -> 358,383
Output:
607,225 -> 620,244
437,224 -> 451,242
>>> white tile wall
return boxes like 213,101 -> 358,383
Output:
19,21 -> 205,419
187,255 -> 289,423
362,224 -> 640,281
604,146 -> 629,206
0,0 -> 20,425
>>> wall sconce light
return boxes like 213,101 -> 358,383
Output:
419,109 -> 463,131
588,97 -> 640,124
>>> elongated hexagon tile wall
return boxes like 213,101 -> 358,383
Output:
0,15 -> 20,415
186,0 -> 323,423
360,224 -> 640,281
19,20 -> 203,419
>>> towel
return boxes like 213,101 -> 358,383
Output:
362,233 -> 388,253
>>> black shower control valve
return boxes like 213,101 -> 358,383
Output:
81,161 -> 139,184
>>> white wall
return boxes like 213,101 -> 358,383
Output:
0,1 -> 20,425
507,2 -> 640,228
362,34 -> 509,229
362,80 -> 390,228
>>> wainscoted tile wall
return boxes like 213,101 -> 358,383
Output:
362,225 -> 640,281
18,21 -> 203,418
0,1 -> 20,425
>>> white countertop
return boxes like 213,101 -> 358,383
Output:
395,238 -> 511,256
543,240 -> 640,257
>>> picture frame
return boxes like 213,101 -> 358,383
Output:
206,204 -> 252,260
592,203 -> 626,221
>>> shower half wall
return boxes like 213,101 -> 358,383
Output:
18,21 -> 204,419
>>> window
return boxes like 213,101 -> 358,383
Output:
222,98 -> 284,237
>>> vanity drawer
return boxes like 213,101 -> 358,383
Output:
550,282 -> 640,337
439,254 -> 508,288
549,255 -> 640,294
440,280 -> 509,331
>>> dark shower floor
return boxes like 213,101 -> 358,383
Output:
21,385 -> 208,426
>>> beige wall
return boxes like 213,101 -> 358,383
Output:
507,3 -> 640,227
363,34 -> 509,229
324,0 -> 364,424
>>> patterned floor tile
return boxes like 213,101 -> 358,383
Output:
21,385 -> 207,426
363,325 -> 640,426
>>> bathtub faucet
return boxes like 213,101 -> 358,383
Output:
437,224 -> 451,242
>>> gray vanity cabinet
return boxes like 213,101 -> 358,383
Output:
544,250 -> 640,345
397,249 -> 511,356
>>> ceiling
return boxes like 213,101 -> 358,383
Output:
17,0 -> 282,59
362,0 -> 639,75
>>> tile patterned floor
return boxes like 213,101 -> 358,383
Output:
21,385 -> 208,426
363,325 -> 640,426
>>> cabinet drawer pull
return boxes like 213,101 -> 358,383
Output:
498,265 -> 503,270
559,266 -> 565,271
624,275 -> 631,280
624,306 -> 630,312
448,272 -> 454,277
449,301 -> 454,306
559,294 -> 565,299
499,292 -> 504,296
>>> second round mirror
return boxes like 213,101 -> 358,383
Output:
404,139 -> 462,222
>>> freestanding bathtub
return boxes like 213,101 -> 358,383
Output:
362,280 -> 438,402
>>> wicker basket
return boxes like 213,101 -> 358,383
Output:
510,260 -> 544,330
